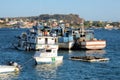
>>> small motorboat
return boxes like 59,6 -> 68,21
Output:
0,61 -> 21,73
34,48 -> 63,64
70,56 -> 109,62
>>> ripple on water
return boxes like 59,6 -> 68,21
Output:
0,29 -> 120,80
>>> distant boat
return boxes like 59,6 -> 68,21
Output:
104,24 -> 113,30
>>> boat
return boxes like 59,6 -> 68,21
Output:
34,48 -> 63,64
80,39 -> 106,50
79,31 -> 106,50
14,24 -> 58,51
51,26 -> 74,50
104,24 -> 113,30
0,62 -> 20,73
74,24 -> 106,50
0,66 -> 19,73
70,56 -> 109,62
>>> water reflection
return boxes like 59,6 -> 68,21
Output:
68,50 -> 106,58
85,50 -> 106,54
0,72 -> 19,80
35,62 -> 63,79
85,50 -> 106,57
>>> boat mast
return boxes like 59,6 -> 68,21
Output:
80,20 -> 85,36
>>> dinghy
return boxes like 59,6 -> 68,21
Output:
0,62 -> 20,73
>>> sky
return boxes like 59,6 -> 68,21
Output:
0,0 -> 120,21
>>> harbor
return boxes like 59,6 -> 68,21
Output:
0,28 -> 120,80
0,0 -> 120,79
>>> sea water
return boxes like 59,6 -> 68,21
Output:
0,28 -> 120,80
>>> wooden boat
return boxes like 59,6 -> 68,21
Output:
80,40 -> 106,50
70,56 -> 109,62
74,28 -> 106,50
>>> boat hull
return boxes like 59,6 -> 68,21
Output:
34,56 -> 63,64
14,43 -> 58,51
80,40 -> 106,50
0,65 -> 19,73
58,41 -> 74,50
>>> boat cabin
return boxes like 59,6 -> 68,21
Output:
34,48 -> 57,58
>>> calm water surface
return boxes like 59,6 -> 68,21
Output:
0,28 -> 120,80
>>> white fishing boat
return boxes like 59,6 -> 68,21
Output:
14,24 -> 59,51
34,47 -> 63,64
0,62 -> 20,73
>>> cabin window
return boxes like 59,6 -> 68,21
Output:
46,50 -> 51,52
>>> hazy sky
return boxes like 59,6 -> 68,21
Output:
0,0 -> 120,21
